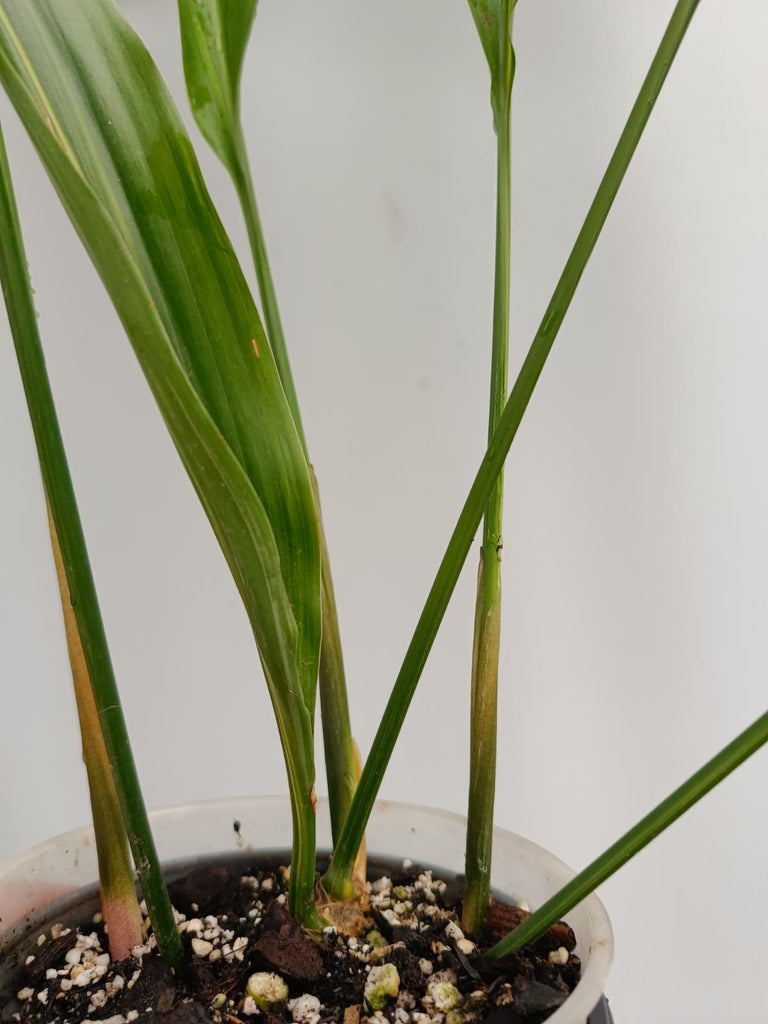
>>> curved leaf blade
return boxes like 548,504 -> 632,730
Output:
177,0 -> 307,443
0,0 -> 320,717
467,0 -> 516,127
177,1 -> 362,855
0,1 -> 322,918
178,0 -> 258,176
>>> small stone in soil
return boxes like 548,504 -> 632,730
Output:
4,860 -> 581,1024
246,972 -> 290,1010
512,977 -> 569,1015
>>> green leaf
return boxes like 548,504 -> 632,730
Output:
178,0 -> 258,176
178,0 -> 360,854
324,0 -> 703,899
466,0 -> 516,127
485,707 -> 768,957
178,0 -> 307,447
0,122 -> 179,966
0,0 -> 321,917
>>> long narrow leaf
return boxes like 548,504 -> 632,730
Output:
324,0 -> 702,897
178,0 -> 360,851
0,0 -> 321,920
0,123 -> 179,965
0,0 -> 320,709
486,708 -> 768,956
178,0 -> 304,442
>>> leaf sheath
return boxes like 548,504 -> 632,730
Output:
463,14 -> 514,929
49,512 -> 144,961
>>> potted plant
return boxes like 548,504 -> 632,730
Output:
0,1 -> 765,1021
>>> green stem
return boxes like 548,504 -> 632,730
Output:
486,708 -> 768,958
49,512 -> 144,961
285,757 -> 322,929
232,125 -> 306,449
0,124 -> 183,970
311,468 -> 358,845
232,126 -> 358,851
323,0 -> 701,899
463,111 -> 511,936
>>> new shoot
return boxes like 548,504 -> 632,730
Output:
462,0 -> 517,936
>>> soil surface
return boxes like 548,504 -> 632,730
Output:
1,856 -> 580,1024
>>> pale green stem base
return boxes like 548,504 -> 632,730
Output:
311,467 -> 358,846
463,551 -> 501,934
463,106 -> 511,935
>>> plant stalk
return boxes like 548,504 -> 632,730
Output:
232,126 -> 306,449
49,511 -> 144,961
463,100 -> 512,937
323,0 -> 701,899
485,707 -> 768,957
285,762 -> 322,928
0,123 -> 183,969
311,468 -> 359,845
232,126 -> 358,849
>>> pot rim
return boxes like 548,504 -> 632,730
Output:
0,796 -> 613,1024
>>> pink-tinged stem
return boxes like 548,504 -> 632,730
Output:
49,512 -> 144,961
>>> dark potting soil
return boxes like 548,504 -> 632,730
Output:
0,853 -> 581,1024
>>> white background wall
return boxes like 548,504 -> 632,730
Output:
1,1 -> 767,1021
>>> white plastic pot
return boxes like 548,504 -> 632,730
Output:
0,797 -> 613,1023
